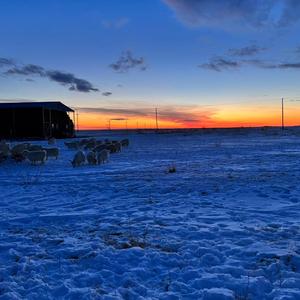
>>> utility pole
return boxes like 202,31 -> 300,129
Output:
108,119 -> 111,130
281,97 -> 284,130
155,107 -> 159,131
76,111 -> 79,134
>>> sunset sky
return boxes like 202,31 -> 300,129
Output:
1,0 -> 300,129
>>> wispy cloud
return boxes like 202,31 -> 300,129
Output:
199,56 -> 300,71
110,118 -> 128,121
162,0 -> 300,29
1,58 -> 99,93
0,98 -> 38,102
101,17 -> 129,29
157,106 -> 214,124
260,61 -> 300,69
76,105 -> 216,126
102,92 -> 112,96
6,64 -> 45,76
199,57 -> 241,71
228,45 -> 267,57
110,51 -> 147,73
77,107 -> 148,117
0,57 -> 15,68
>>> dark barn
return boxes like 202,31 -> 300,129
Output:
0,101 -> 75,139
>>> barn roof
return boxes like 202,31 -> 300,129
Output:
0,101 -> 74,112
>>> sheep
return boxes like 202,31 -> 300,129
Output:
0,152 -> 7,163
11,143 -> 30,161
97,149 -> 109,165
0,143 -> 10,157
79,138 -> 95,147
107,142 -> 122,153
23,150 -> 47,165
105,144 -> 115,154
79,139 -> 89,147
114,142 -> 122,152
86,151 -> 97,165
84,140 -> 96,150
0,140 -> 7,146
65,141 -> 79,150
43,147 -> 59,159
28,145 -> 43,151
11,143 -> 29,155
48,137 -> 56,145
95,140 -> 103,146
71,150 -> 86,167
93,144 -> 107,153
121,139 -> 129,147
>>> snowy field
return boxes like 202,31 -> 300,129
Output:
0,128 -> 300,299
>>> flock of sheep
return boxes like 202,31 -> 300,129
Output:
0,137 -> 129,167
65,138 -> 129,167
0,139 -> 59,165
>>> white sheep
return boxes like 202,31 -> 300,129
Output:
114,142 -> 122,153
65,141 -> 79,150
97,149 -> 109,165
28,145 -> 43,151
121,139 -> 129,147
106,142 -> 121,153
11,143 -> 30,161
48,137 -> 56,145
0,143 -> 10,157
84,141 -> 96,150
93,144 -> 107,153
11,143 -> 29,155
71,150 -> 86,167
23,150 -> 47,165
0,152 -> 6,163
86,151 -> 97,165
43,147 -> 59,159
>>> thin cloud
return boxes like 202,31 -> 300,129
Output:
183,119 -> 199,122
102,92 -> 112,96
0,98 -> 38,102
76,105 -> 216,126
200,56 -> 300,71
162,0 -> 300,29
158,106 -> 214,124
110,51 -> 147,73
101,17 -> 129,29
240,59 -> 300,70
199,57 -> 241,72
0,57 -> 15,67
228,45 -> 267,57
266,62 -> 300,69
6,64 -> 45,76
77,107 -> 148,117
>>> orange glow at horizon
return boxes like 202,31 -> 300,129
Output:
75,104 -> 300,130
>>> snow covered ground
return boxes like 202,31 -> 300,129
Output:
0,128 -> 300,299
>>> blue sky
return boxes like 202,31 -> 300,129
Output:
1,0 -> 300,128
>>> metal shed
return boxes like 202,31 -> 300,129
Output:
0,101 -> 75,139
